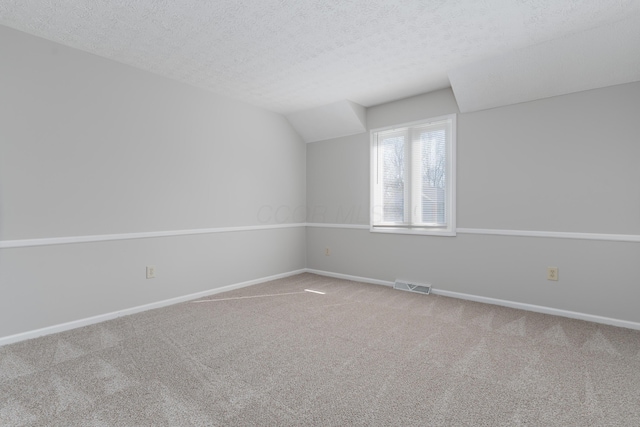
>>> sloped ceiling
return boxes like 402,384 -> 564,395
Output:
286,100 -> 366,143
1,1 -> 639,140
449,13 -> 640,113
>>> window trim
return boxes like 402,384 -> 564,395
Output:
369,114 -> 457,237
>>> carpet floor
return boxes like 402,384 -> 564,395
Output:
1,273 -> 639,426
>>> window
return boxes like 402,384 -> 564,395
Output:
370,114 -> 456,236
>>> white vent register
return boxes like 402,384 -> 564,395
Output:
393,280 -> 431,295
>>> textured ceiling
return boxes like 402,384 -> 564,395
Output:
1,1 -> 640,115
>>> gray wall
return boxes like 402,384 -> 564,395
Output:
0,26 -> 306,338
307,85 -> 640,323
2,23 -> 639,339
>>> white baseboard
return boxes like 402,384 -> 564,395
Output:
305,269 -> 640,331
0,269 -> 306,347
305,269 -> 394,287
4,267 -> 638,347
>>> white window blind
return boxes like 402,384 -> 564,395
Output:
371,115 -> 456,236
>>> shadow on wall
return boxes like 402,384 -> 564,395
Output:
0,188 -> 4,266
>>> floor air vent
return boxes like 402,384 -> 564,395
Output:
394,280 -> 431,295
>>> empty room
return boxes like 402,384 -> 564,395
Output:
1,1 -> 639,425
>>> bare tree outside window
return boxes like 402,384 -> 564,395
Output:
381,136 -> 405,223
420,130 -> 446,224
372,115 -> 455,235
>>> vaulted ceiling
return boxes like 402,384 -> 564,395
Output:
2,1 -> 639,141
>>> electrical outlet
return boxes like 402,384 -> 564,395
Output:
325,248 -> 330,256
146,266 -> 156,279
547,267 -> 558,281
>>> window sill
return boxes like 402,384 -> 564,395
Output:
370,226 -> 457,237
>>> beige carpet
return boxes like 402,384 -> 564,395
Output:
1,273 -> 639,426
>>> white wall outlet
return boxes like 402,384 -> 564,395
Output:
325,248 -> 330,256
547,267 -> 558,281
146,266 -> 156,279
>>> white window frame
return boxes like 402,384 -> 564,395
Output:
370,114 -> 456,236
